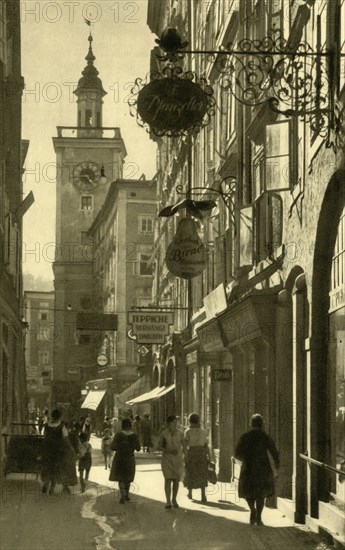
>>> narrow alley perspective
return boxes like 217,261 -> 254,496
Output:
1,0 -> 344,549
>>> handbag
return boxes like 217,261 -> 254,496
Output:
267,449 -> 278,479
207,461 -> 218,484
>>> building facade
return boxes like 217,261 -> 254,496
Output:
24,291 -> 54,413
0,0 -> 31,462
85,177 -> 157,422
147,0 -> 345,541
52,34 -> 127,418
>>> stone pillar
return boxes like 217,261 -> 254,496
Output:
276,289 -> 293,500
292,274 -> 307,523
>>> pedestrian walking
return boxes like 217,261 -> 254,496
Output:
132,415 -> 142,446
40,408 -> 78,495
82,415 -> 91,440
78,432 -> 92,492
109,418 -> 141,503
159,415 -> 184,509
141,413 -> 153,453
37,414 -> 44,435
235,413 -> 280,526
101,428 -> 113,469
183,413 -> 210,502
103,416 -> 112,431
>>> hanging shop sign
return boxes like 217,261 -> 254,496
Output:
76,312 -> 118,331
165,218 -> 207,279
129,66 -> 215,137
128,310 -> 174,345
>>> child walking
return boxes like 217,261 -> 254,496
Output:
101,428 -> 113,469
78,431 -> 92,492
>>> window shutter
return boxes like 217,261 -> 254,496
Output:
239,206 -> 253,266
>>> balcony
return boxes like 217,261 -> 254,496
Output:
56,126 -> 123,139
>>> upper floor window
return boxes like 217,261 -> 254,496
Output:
138,253 -> 152,276
37,326 -> 49,341
81,195 -> 93,211
252,120 -> 290,200
138,216 -> 154,234
39,311 -> 48,321
38,351 -> 50,365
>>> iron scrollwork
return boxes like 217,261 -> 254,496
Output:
159,28 -> 343,149
128,65 -> 216,138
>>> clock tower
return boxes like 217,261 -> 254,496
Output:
52,34 -> 127,413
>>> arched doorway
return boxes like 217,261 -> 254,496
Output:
311,169 -> 345,515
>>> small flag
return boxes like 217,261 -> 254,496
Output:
84,18 -> 91,26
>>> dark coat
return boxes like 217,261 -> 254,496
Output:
235,428 -> 279,500
109,432 -> 140,483
40,423 -> 78,486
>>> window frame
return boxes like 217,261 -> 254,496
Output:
138,215 -> 155,234
81,195 -> 93,211
138,252 -> 153,276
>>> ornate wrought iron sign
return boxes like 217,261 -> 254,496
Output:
153,28 -> 344,150
129,66 -> 215,137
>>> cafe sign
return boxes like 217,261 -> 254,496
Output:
129,66 -> 215,137
128,310 -> 174,345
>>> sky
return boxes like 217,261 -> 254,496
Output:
21,0 -> 157,282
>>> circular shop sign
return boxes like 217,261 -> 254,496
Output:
97,353 -> 108,367
137,78 -> 209,132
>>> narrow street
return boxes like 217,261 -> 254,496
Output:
1,436 -> 333,550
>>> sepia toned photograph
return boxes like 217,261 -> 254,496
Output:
0,1 -> 344,549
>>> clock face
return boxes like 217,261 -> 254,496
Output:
73,161 -> 101,191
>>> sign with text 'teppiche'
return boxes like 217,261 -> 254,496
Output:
127,311 -> 174,345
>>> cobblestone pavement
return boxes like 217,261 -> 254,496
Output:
0,436 -> 335,550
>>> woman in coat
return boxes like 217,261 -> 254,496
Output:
235,413 -> 279,525
40,409 -> 78,495
183,413 -> 209,502
109,418 -> 141,503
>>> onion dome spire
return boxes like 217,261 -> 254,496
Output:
74,32 -> 107,97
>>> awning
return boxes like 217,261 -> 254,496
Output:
81,390 -> 106,410
126,386 -> 162,405
153,384 -> 175,399
126,384 -> 175,405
